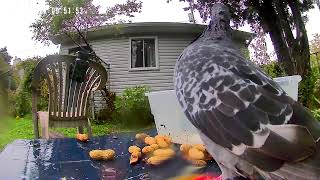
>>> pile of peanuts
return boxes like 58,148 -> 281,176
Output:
79,132 -> 213,167
180,144 -> 213,167
129,133 -> 176,165
130,133 -> 213,166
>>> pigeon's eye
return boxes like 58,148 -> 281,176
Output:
218,11 -> 224,15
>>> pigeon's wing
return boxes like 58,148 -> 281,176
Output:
175,48 -> 316,171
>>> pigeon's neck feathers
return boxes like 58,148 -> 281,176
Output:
201,20 -> 232,41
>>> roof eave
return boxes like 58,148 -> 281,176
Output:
52,22 -> 254,45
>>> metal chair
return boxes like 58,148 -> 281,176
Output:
31,55 -> 107,139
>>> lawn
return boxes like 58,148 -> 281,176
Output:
0,115 -> 34,150
0,115 -> 155,150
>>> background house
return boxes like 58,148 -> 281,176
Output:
53,22 -> 252,111
54,22 -> 252,93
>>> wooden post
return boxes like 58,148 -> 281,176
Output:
32,94 -> 40,139
91,93 -> 95,120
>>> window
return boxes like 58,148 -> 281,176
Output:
130,37 -> 157,70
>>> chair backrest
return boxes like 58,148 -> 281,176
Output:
31,55 -> 107,120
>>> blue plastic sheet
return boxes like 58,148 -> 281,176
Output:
0,129 -> 220,180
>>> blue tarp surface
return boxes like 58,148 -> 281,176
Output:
0,129 -> 220,180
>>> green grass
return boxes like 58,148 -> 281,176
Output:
0,115 -> 155,150
0,115 -> 34,150
53,123 -> 155,138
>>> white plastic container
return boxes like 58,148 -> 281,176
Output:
273,75 -> 301,101
146,90 -> 203,144
146,75 -> 302,144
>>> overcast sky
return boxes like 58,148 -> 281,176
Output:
0,0 -> 319,60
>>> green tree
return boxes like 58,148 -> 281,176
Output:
0,47 -> 12,64
8,58 -> 47,117
309,33 -> 320,109
31,0 -> 142,45
310,33 -> 320,76
173,0 -> 317,106
310,33 -> 320,54
0,47 -> 12,116
0,56 -> 10,116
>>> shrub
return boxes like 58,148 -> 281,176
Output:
9,90 -> 31,117
297,53 -> 320,108
311,109 -> 320,121
8,59 -> 37,116
260,61 -> 286,78
8,57 -> 49,117
299,71 -> 317,108
94,90 -> 116,124
112,86 -> 154,127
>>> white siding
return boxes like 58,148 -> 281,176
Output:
60,34 -> 196,94
59,35 -> 248,95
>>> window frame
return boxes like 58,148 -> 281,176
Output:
128,36 -> 159,71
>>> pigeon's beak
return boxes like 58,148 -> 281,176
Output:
218,12 -> 228,24
219,17 -> 227,28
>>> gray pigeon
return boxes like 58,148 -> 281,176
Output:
174,3 -> 320,180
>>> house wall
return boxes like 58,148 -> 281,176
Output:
60,34 -> 248,112
60,34 -> 196,93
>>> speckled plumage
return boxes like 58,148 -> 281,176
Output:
174,3 -> 320,180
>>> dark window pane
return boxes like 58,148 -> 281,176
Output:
144,39 -> 155,67
131,40 -> 144,68
131,38 -> 156,68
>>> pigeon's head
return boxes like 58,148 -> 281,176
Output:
203,3 -> 232,40
210,3 -> 231,26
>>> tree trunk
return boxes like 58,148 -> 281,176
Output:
288,0 -> 311,78
253,0 -> 296,75
288,0 -> 312,106
251,0 -> 312,106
